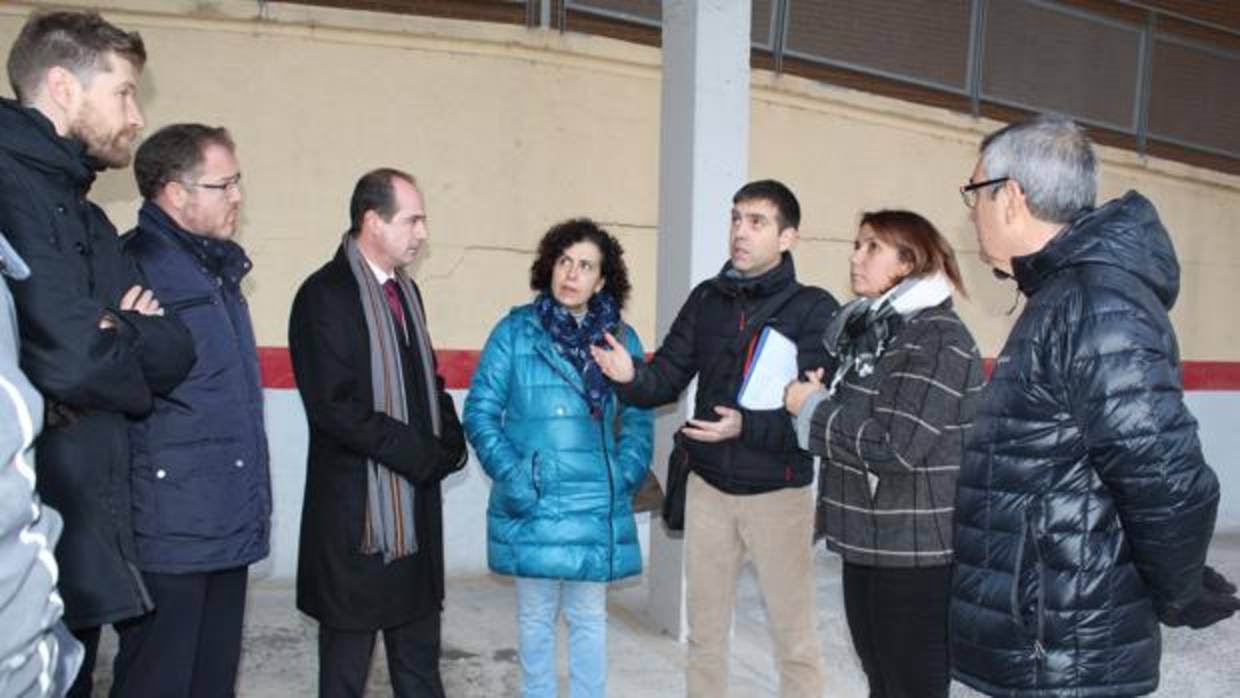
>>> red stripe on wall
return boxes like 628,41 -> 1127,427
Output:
258,347 -> 297,389
258,348 -> 1240,392
259,347 -> 482,390
1182,361 -> 1240,391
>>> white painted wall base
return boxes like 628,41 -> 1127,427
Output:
254,388 -> 1240,582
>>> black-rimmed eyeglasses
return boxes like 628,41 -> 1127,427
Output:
959,176 -> 1009,209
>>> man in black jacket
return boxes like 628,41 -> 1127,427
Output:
594,180 -> 838,698
0,10 -> 194,697
115,124 -> 270,697
951,114 -> 1235,696
289,169 -> 467,697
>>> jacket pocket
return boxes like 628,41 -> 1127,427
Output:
164,293 -> 215,313
139,442 -> 258,540
1009,508 -> 1047,655
493,451 -> 541,517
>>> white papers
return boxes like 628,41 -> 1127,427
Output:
737,327 -> 798,409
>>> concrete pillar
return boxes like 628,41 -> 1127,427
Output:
644,0 -> 751,640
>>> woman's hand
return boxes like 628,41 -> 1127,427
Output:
784,368 -> 825,416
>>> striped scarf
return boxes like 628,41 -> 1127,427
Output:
343,234 -> 441,564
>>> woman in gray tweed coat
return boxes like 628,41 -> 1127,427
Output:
785,210 -> 984,698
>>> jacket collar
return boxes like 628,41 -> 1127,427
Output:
1011,191 -> 1179,309
0,97 -> 101,191
136,200 -> 253,287
711,251 -> 799,299
513,304 -> 589,393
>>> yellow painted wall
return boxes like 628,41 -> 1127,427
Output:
3,0 -> 1238,359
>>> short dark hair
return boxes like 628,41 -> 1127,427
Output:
859,209 -> 967,297
7,11 -> 146,104
134,124 -> 234,200
349,168 -> 417,236
529,218 -> 631,309
732,179 -> 800,230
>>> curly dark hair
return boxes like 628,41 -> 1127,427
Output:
529,218 -> 631,309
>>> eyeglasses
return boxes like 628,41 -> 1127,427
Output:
959,176 -> 1009,209
184,173 -> 242,194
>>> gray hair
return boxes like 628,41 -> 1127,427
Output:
979,114 -> 1097,224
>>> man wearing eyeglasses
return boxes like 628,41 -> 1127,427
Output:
0,11 -> 196,695
109,123 -> 269,696
950,114 -> 1236,696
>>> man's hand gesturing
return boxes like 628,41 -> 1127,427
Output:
590,331 -> 635,384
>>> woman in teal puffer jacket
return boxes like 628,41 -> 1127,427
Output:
464,218 -> 653,698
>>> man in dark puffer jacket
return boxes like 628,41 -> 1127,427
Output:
951,114 -> 1233,697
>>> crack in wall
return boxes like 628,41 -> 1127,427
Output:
418,245 -> 530,283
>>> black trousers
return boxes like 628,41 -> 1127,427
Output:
842,562 -> 952,698
110,567 -> 249,698
66,626 -> 100,698
318,613 -> 445,698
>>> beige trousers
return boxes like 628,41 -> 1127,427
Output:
683,472 -> 824,698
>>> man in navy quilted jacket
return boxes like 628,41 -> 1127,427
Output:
951,113 -> 1237,697
118,124 -> 270,697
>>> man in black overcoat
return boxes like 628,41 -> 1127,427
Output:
288,168 -> 467,697
0,11 -> 194,696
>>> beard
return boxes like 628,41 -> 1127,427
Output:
68,103 -> 138,169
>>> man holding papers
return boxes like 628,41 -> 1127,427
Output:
592,180 -> 838,698
737,326 -> 799,410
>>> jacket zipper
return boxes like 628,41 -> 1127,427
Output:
1012,506 -> 1048,670
724,296 -> 749,487
599,418 -> 616,580
536,335 -> 611,573
531,452 -> 541,499
1032,505 -> 1047,665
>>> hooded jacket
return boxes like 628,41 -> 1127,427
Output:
950,191 -> 1220,697
0,98 -> 194,628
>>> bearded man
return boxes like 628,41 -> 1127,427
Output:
0,11 -> 194,696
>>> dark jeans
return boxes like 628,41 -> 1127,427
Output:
842,562 -> 952,698
111,567 -> 249,698
318,613 -> 445,698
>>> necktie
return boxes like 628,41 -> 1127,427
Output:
382,279 -> 406,335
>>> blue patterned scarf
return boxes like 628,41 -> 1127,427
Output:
535,290 -> 620,418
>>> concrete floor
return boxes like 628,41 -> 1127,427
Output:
87,531 -> 1240,696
